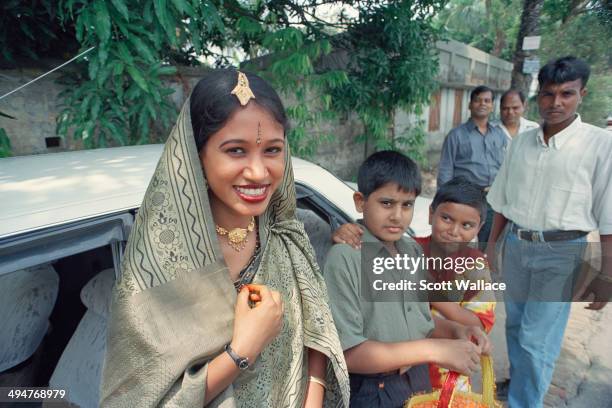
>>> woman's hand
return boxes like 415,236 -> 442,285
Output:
332,223 -> 363,249
230,284 -> 284,363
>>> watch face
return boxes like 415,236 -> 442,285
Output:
238,359 -> 249,370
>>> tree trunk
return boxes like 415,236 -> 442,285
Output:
492,27 -> 505,57
510,0 -> 544,95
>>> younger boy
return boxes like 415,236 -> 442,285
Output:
417,177 -> 496,391
324,151 -> 490,408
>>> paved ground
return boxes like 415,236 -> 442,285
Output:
471,302 -> 612,407
470,230 -> 611,407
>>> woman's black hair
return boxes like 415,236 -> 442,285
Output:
190,69 -> 289,152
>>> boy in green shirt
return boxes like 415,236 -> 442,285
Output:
323,151 -> 490,408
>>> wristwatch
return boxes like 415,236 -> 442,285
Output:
224,344 -> 249,370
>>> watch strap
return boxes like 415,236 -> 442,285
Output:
224,344 -> 249,370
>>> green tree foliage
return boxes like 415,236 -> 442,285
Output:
440,0 -> 611,127
539,8 -> 612,127
328,0 -> 444,161
435,0 -> 521,59
1,0 -> 444,160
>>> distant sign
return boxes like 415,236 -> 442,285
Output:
523,58 -> 540,74
522,36 -> 541,51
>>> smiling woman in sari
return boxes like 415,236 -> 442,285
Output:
100,69 -> 349,407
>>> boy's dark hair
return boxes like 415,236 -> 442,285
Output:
357,150 -> 421,197
432,177 -> 487,223
500,89 -> 526,105
538,56 -> 590,89
470,85 -> 494,102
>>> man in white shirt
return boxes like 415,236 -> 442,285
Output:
486,56 -> 612,407
497,89 -> 539,140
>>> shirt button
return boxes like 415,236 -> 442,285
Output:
405,305 -> 412,312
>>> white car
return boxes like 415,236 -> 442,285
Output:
0,145 -> 431,407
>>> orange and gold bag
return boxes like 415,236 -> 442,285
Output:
405,355 -> 502,408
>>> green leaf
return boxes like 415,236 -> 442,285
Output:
154,0 -> 177,45
143,0 -> 153,23
115,41 -> 134,65
88,57 -> 99,80
188,19 -> 202,52
101,117 -> 127,145
237,16 -> 263,37
98,46 -> 109,66
93,0 -> 111,43
128,36 -> 156,63
112,61 -> 124,75
145,98 -> 157,120
90,95 -> 102,118
124,83 -> 141,100
201,1 -> 224,33
126,66 -> 150,92
157,65 -> 177,75
97,64 -> 112,87
110,0 -> 129,21
0,128 -> 12,158
170,0 -> 194,15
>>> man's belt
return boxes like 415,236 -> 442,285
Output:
510,224 -> 588,242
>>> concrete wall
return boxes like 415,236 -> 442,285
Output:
0,66 -> 204,156
1,69 -> 65,155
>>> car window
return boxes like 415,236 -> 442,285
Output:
296,183 -> 354,270
0,212 -> 133,278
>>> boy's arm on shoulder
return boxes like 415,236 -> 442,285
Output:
323,245 -> 367,351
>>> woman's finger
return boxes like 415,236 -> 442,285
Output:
245,283 -> 265,292
249,284 -> 271,299
235,286 -> 251,313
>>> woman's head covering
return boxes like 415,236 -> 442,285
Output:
100,76 -> 349,407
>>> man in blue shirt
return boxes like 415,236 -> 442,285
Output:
437,85 -> 507,243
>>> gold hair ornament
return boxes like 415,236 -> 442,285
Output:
215,217 -> 256,252
231,71 -> 256,106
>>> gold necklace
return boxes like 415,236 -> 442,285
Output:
215,217 -> 256,252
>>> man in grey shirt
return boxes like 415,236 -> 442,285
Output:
437,85 -> 507,243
